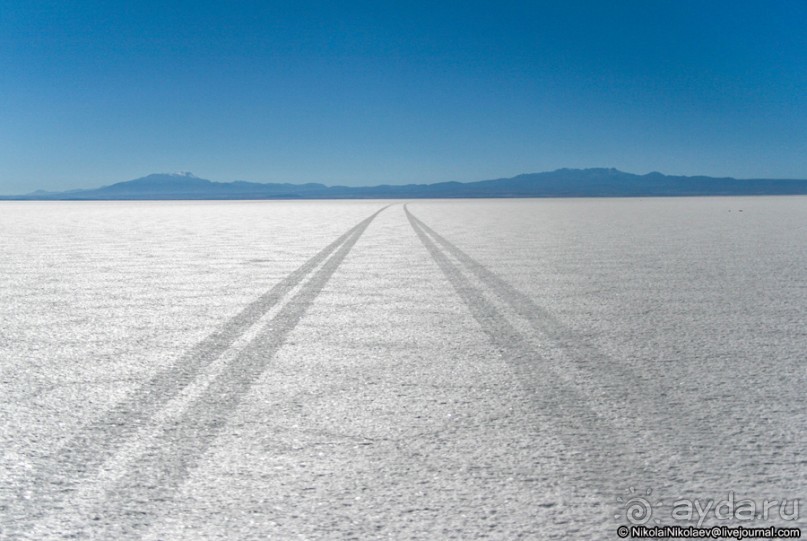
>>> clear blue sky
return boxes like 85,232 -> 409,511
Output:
1,0 -> 805,193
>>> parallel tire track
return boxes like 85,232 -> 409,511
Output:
404,205 -> 650,484
69,210 -> 379,540
405,208 -> 664,400
404,206 -> 676,464
1,206 -> 386,539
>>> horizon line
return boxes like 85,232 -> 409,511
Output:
7,166 -> 807,197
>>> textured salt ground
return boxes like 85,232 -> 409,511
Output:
410,198 -> 807,519
1,198 -> 806,540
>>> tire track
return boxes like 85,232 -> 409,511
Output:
405,206 -> 676,430
407,208 -> 800,493
52,209 -> 379,540
404,205 -> 651,484
1,207 -> 386,539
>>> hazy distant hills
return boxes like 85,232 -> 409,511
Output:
5,169 -> 807,200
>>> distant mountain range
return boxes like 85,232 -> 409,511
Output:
4,169 -> 807,200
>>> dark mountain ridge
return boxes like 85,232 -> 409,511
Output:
3,168 -> 807,200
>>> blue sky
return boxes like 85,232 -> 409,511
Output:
1,0 -> 805,193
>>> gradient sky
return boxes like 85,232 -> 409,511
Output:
1,0 -> 806,193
